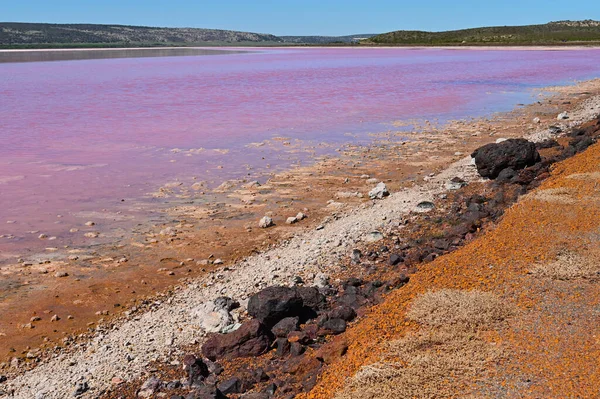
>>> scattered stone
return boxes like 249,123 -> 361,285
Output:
388,253 -> 404,266
557,111 -> 569,120
218,377 -> 242,395
272,317 -> 300,337
30,316 -> 41,322
314,273 -> 329,288
416,201 -> 435,212
68,255 -> 79,261
138,376 -> 161,398
185,385 -> 228,399
351,249 -> 362,264
38,234 -> 47,239
192,301 -> 236,334
365,231 -> 384,243
286,217 -> 298,225
446,177 -> 467,190
54,272 -> 69,278
213,259 -> 224,265
84,232 -> 99,238
316,339 -> 349,364
319,318 -> 347,335
247,286 -> 303,327
368,182 -> 390,200
533,117 -> 541,124
471,138 -> 541,179
201,319 -> 273,361
296,212 -> 306,221
84,221 -> 95,226
328,305 -> 357,322
73,380 -> 89,397
258,216 -> 274,229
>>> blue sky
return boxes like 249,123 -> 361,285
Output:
3,0 -> 600,36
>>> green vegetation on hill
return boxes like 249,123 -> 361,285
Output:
0,22 -> 283,48
281,34 -> 377,44
367,20 -> 600,45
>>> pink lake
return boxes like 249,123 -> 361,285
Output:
1,47 -> 600,260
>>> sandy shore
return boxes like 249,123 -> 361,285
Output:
1,78 -> 600,398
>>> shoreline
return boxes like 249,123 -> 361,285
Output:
2,78 -> 600,398
2,74 -> 595,358
1,45 -> 600,53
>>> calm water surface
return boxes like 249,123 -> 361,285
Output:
1,47 -> 600,257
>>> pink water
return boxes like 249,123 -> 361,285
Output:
1,47 -> 600,259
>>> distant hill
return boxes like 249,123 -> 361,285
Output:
0,22 -> 283,48
281,34 -> 378,44
367,20 -> 600,45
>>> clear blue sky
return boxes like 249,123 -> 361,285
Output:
4,0 -> 600,36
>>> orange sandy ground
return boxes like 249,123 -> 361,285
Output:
301,142 -> 600,398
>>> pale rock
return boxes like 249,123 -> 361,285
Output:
368,182 -> 390,200
258,216 -> 274,228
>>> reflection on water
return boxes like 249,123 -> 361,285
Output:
0,48 -> 246,63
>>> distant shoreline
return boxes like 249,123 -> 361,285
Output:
2,44 -> 600,53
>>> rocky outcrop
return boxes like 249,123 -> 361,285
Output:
201,320 -> 273,361
472,138 -> 541,179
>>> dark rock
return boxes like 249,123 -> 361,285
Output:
205,359 -> 224,375
361,281 -> 384,298
471,138 -> 541,179
316,339 -> 349,364
282,355 -> 322,376
514,169 -> 537,186
549,125 -> 563,135
570,128 -> 587,137
275,337 -> 291,357
343,278 -> 363,288
388,253 -> 403,266
416,201 -> 435,211
183,355 -> 210,386
271,317 -> 299,338
344,285 -> 360,295
252,368 -> 270,383
166,380 -> 183,389
171,396 -> 185,399
139,376 -> 161,396
287,331 -> 312,345
351,249 -> 362,264
214,297 -> 239,311
387,274 -> 410,289
0,376 -> 6,383
432,239 -> 450,251
495,167 -> 518,184
571,136 -> 595,153
319,318 -> 347,335
423,253 -> 438,263
379,245 -> 389,252
295,286 -> 327,311
73,381 -> 89,397
265,383 -> 278,396
302,373 -> 319,392
204,374 -> 219,387
337,293 -> 363,309
202,320 -> 273,361
241,393 -> 269,399
186,386 -> 228,399
218,377 -> 242,395
536,139 -> 560,149
247,286 -> 303,327
328,305 -> 357,322
290,342 -> 306,356
302,324 -> 319,340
